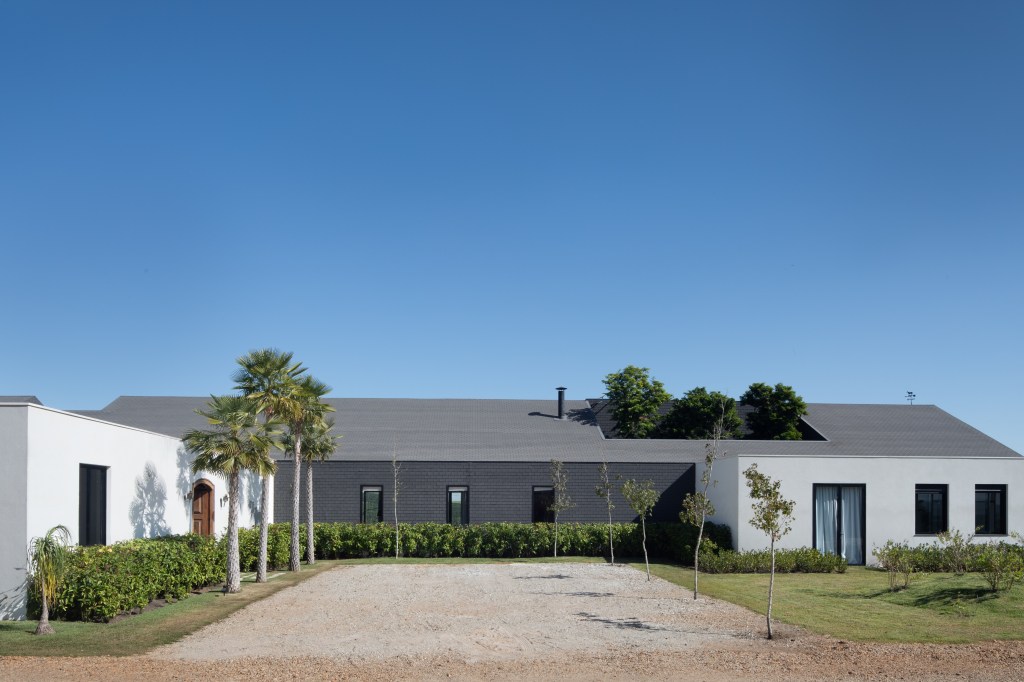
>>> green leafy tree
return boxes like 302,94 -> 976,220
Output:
680,403 -> 727,599
28,525 -> 72,635
285,417 -> 340,565
621,478 -> 660,581
595,462 -> 616,565
658,387 -> 743,439
233,348 -> 305,582
183,395 -> 277,593
602,365 -> 671,438
548,459 -> 576,557
743,463 -> 795,639
740,383 -> 807,440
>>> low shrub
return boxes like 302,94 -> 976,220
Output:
698,543 -> 847,574
976,542 -> 1024,592
870,533 -> 1024,578
873,540 -> 916,591
237,521 -> 732,568
36,535 -> 225,622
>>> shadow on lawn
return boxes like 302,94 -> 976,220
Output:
907,587 -> 997,607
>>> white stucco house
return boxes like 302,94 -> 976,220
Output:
1,391 -> 1020,621
0,398 -> 263,620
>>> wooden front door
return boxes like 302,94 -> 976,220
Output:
192,482 -> 214,535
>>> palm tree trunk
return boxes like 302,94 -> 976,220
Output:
306,460 -> 315,565
290,432 -> 302,572
226,470 -> 241,593
642,515 -> 650,581
257,473 -> 270,583
34,592 -> 54,635
767,537 -> 776,640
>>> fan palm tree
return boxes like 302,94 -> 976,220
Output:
182,395 -> 277,593
285,417 -> 340,565
28,525 -> 72,635
233,348 -> 305,582
278,375 -> 334,571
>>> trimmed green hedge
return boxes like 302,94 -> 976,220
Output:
38,535 -> 225,622
698,543 -> 848,573
239,521 -> 733,570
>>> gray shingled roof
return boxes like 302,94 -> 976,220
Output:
68,396 -> 1022,463
0,396 -> 43,405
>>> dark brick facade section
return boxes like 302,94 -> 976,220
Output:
274,461 -> 695,525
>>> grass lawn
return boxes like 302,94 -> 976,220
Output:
647,562 -> 1024,643
0,560 -> 345,657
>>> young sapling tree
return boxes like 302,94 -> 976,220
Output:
680,404 -> 726,599
392,443 -> 402,559
621,478 -> 660,580
743,463 -> 795,640
548,459 -> 575,557
595,461 -> 616,565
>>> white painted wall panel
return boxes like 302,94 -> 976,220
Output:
0,407 -> 29,619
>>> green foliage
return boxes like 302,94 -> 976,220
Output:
976,542 -> 1024,592
602,365 -> 671,438
936,528 -> 977,575
28,526 -> 73,612
739,382 -> 807,440
32,535 -> 226,623
657,387 -> 743,439
743,464 -> 795,542
873,540 -> 918,591
698,543 -> 848,574
236,521 -> 732,566
620,479 -> 660,518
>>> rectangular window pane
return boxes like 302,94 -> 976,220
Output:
976,485 -> 1007,535
361,487 -> 382,523
448,487 -> 468,525
533,487 -> 555,523
79,464 -> 107,546
915,485 -> 947,535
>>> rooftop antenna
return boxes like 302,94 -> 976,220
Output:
906,391 -> 916,406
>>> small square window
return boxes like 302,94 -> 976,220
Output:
361,486 -> 383,524
976,484 -> 1007,535
915,484 -> 947,535
447,486 -> 469,525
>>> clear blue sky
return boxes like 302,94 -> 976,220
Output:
2,1 -> 1021,453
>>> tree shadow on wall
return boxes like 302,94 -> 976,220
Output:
129,461 -> 171,538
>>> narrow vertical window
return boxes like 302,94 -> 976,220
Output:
447,486 -> 469,525
532,486 -> 555,523
915,484 -> 948,535
79,464 -> 108,546
975,484 -> 1007,535
361,486 -> 383,523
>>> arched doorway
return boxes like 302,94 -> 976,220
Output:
192,480 -> 214,536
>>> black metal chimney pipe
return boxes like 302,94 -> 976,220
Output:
557,387 -> 567,420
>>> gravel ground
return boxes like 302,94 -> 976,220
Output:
2,563 -> 1022,681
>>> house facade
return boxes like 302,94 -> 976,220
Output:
1,390 -> 1020,620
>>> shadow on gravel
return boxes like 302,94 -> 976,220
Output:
563,591 -> 615,598
576,612 -> 664,631
513,574 -> 573,580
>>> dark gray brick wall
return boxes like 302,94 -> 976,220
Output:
274,461 -> 694,524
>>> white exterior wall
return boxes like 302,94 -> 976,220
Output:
711,455 -> 1024,563
696,454 -> 740,549
1,404 -> 267,619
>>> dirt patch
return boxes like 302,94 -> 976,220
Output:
2,563 -> 1022,680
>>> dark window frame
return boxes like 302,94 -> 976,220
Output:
915,484 -> 948,535
360,485 -> 383,524
447,485 -> 469,525
532,486 -> 555,523
79,463 -> 108,546
811,483 -> 867,566
975,484 -> 1008,536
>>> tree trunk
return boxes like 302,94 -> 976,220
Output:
226,470 -> 241,593
641,516 -> 650,581
767,537 -> 776,640
694,516 -> 705,600
306,460 -> 315,565
257,474 -> 270,583
553,516 -> 559,558
290,432 -> 302,572
607,505 -> 615,566
34,592 -> 54,635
